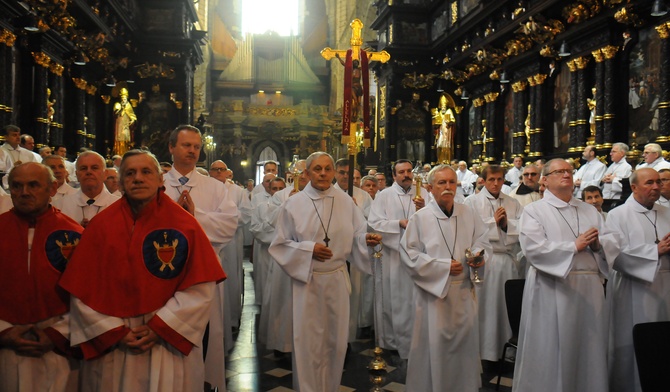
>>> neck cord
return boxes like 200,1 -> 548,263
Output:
436,216 -> 458,259
397,194 -> 412,220
641,210 -> 660,244
553,205 -> 580,238
310,197 -> 335,246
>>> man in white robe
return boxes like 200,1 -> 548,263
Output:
333,158 -> 374,341
508,164 -> 541,207
456,161 -> 477,197
401,164 -> 491,392
251,173 -> 276,305
251,160 -> 278,196
210,160 -> 252,331
1,125 -> 37,166
602,168 -> 670,392
163,125 -> 238,391
505,157 -> 523,188
42,155 -> 77,202
269,152 -> 381,392
602,143 -> 632,200
53,151 -> 120,227
464,165 -> 522,362
573,145 -> 606,198
513,158 -> 609,392
636,143 -> 670,171
368,159 -> 428,358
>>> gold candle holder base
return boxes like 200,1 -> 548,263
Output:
368,346 -> 388,371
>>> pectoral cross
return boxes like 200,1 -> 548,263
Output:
321,19 -> 390,197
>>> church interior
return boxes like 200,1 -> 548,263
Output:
1,0 -> 668,390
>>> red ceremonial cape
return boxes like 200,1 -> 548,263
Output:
59,190 -> 226,318
0,207 -> 83,324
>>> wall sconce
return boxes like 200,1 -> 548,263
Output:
652,0 -> 667,17
461,89 -> 470,100
500,71 -> 509,84
558,41 -> 571,57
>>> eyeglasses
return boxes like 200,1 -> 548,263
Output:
523,173 -> 539,177
546,169 -> 572,176
209,168 -> 227,172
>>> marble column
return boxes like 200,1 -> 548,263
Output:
531,74 -> 547,157
0,29 -> 16,128
472,97 -> 485,163
602,45 -> 618,149
32,52 -> 50,147
484,92 -> 499,162
511,80 -> 528,158
567,57 -> 590,152
655,22 -> 670,142
592,49 -> 605,148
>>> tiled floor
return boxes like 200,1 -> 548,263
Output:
223,257 -> 514,392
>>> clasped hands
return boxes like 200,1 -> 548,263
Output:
575,227 -> 600,252
0,325 -> 53,357
312,234 -> 382,262
120,325 -> 159,354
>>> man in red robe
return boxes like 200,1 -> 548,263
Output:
59,150 -> 225,392
0,162 -> 83,391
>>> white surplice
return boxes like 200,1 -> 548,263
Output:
464,187 -> 522,361
164,169 -> 238,391
269,183 -> 372,392
251,190 -> 272,305
602,160 -> 632,200
505,166 -> 522,187
513,190 -> 609,392
367,182 -> 429,358
401,200 -> 491,392
52,188 -> 120,225
636,156 -> 670,171
573,158 -> 606,198
69,283 -> 215,392
52,182 -> 78,202
602,198 -> 670,392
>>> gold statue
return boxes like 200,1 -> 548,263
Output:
46,88 -> 56,123
587,87 -> 596,138
481,119 -> 488,160
113,87 -> 137,156
433,95 -> 456,164
524,105 -> 531,154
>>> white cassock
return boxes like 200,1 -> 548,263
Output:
464,187 -> 522,361
52,183 -> 78,202
269,183 -> 372,392
513,190 -> 609,392
251,190 -> 272,305
505,166 -> 522,187
602,160 -> 632,200
601,198 -> 670,392
256,187 -> 293,352
657,195 -> 670,208
401,200 -> 491,392
334,183 -> 374,341
0,144 -> 36,165
456,169 -> 477,196
70,284 -> 215,392
164,168 -> 238,391
0,148 -> 13,173
221,182 -> 252,330
368,182 -> 429,358
573,159 -> 606,198
636,157 -> 670,171
508,184 -> 541,208
52,188 -> 120,225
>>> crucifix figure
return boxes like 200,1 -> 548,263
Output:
322,19 -> 390,196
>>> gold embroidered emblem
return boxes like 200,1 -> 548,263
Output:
153,232 -> 178,271
55,232 -> 79,261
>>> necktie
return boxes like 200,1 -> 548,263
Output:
179,176 -> 189,185
86,199 -> 95,206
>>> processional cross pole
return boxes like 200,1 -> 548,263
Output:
321,18 -> 390,196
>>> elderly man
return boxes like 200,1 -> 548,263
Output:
0,162 -> 83,391
360,175 -> 378,200
334,158 -> 374,341
53,151 -> 120,228
60,150 -> 225,392
505,156 -> 524,188
38,146 -> 52,160
401,164 -> 491,392
42,155 -> 78,201
637,143 -> 670,171
657,169 -> 670,207
252,160 -> 279,195
573,145 -> 607,198
368,159 -> 428,358
456,160 -> 477,197
602,143 -> 632,200
513,158 -> 609,392
209,160 -> 252,331
464,165 -> 522,362
163,125 -> 238,390
269,152 -> 380,392
20,134 -> 42,163
602,168 -> 670,392
1,125 -> 36,165
104,168 -> 122,197
54,145 -> 76,184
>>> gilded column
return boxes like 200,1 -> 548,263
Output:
48,65 -> 65,147
472,97 -> 485,163
655,23 -> 670,142
531,73 -> 547,157
592,48 -> 605,148
484,92 -> 499,162
32,52 -> 50,147
511,81 -> 528,157
567,57 -> 590,151
527,76 -> 538,156
602,45 -> 618,148
72,77 -> 87,151
0,29 -> 16,128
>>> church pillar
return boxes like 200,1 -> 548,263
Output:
0,29 -> 16,128
511,80 -> 528,158
484,92 -> 499,162
592,49 -> 605,148
655,23 -> 670,142
48,66 -> 64,147
528,73 -> 547,157
567,57 -> 590,152
471,97 -> 485,163
31,52 -> 50,147
602,45 -> 618,149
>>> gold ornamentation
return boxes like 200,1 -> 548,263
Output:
247,107 -> 297,116
401,73 -> 438,89
574,56 -> 590,70
490,70 -> 500,81
563,0 -> 602,24
32,52 -> 51,68
0,29 -> 16,47
534,74 -> 547,85
451,2 -> 458,25
484,92 -> 499,103
656,23 -> 670,39
614,5 -> 642,26
454,106 -> 463,114
472,98 -> 485,107
592,49 -> 605,62
379,85 -> 386,121
72,78 -> 88,90
135,62 -> 176,79
86,85 -> 97,96
601,45 -> 618,60
49,62 -> 64,76
540,45 -> 558,58
101,95 -> 111,104
527,76 -> 537,87
512,81 -> 527,92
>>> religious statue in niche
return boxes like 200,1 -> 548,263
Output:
114,87 -> 137,156
587,87 -> 596,142
46,88 -> 56,124
433,94 -> 456,164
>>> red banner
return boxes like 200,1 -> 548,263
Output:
342,49 -> 353,144
360,49 -> 370,148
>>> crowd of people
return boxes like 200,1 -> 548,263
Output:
1,120 -> 669,392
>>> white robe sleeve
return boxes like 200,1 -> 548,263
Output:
269,205 -> 317,284
236,187 -> 253,226
582,163 -> 607,189
194,194 -> 238,249
347,204 -> 373,275
154,282 -> 215,346
69,297 -> 125,346
250,201 -> 275,244
368,193 -> 402,237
